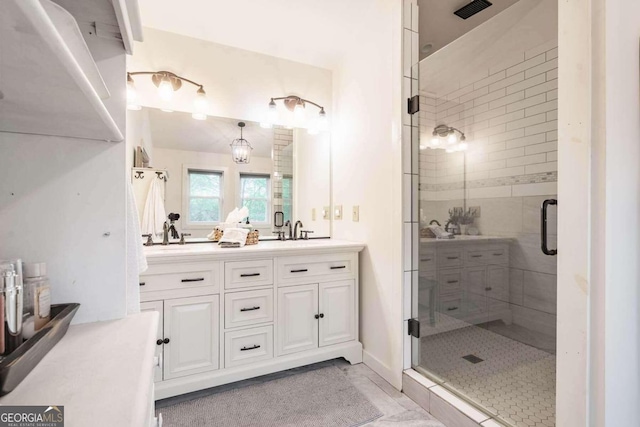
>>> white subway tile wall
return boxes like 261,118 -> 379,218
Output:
418,41 -> 559,343
419,42 -> 559,203
272,127 -> 293,217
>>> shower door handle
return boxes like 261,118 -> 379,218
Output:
541,199 -> 557,256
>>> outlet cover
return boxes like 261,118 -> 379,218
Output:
334,205 -> 343,220
352,206 -> 360,222
323,206 -> 331,220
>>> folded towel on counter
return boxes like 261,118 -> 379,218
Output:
218,227 -> 249,248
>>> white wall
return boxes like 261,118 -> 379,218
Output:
153,148 -> 273,237
128,28 -> 332,126
331,0 -> 404,388
0,37 -> 128,324
602,0 -> 640,423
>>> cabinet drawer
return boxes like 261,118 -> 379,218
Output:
140,270 -> 216,294
224,325 -> 273,368
465,247 -> 508,266
419,250 -> 436,273
438,269 -> 463,294
276,253 -> 355,286
440,295 -> 463,317
437,249 -> 463,268
225,259 -> 273,289
225,289 -> 274,329
484,248 -> 508,266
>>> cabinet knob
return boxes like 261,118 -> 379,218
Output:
163,338 -> 170,344
314,314 -> 320,319
156,339 -> 163,346
319,313 -> 325,318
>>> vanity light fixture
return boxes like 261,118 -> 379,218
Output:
427,124 -> 467,152
230,122 -> 253,164
263,95 -> 328,134
126,71 -> 209,120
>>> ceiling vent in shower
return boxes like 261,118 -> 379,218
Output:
454,0 -> 493,20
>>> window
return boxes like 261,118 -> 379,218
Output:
239,174 -> 270,223
282,176 -> 293,223
187,170 -> 222,223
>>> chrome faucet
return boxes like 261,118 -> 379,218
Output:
162,222 -> 170,245
294,220 -> 304,240
284,220 -> 293,240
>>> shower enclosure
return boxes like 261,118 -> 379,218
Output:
410,1 -> 558,426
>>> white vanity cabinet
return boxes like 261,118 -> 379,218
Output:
141,240 -> 364,400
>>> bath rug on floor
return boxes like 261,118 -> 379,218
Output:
157,365 -> 383,427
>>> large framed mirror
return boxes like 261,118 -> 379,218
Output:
129,107 -> 331,241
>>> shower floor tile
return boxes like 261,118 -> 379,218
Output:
418,325 -> 556,427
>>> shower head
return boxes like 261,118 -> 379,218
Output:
454,0 -> 493,20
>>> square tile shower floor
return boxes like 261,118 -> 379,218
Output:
419,325 -> 556,427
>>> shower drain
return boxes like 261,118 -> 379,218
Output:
462,354 -> 484,364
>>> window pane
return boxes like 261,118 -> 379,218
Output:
190,171 -> 221,197
283,203 -> 292,222
243,199 -> 267,222
282,178 -> 292,199
240,176 -> 268,198
189,198 -> 220,222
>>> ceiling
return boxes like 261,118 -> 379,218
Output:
145,108 -> 274,157
418,0 -> 522,60
136,0 -> 370,70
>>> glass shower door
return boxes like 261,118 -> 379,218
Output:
411,1 -> 559,425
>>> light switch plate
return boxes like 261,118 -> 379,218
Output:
352,206 -> 360,222
334,205 -> 343,220
312,208 -> 316,221
323,206 -> 331,220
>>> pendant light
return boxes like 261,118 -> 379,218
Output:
230,122 -> 253,164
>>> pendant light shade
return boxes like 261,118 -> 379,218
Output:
192,87 -> 208,120
230,122 -> 253,164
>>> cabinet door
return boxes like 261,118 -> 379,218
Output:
277,284 -> 318,356
163,295 -> 220,380
140,301 -> 164,383
319,280 -> 355,347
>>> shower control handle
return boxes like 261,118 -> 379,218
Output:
541,199 -> 557,256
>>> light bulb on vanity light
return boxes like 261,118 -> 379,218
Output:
267,98 -> 278,124
317,108 -> 328,131
430,135 -> 441,147
157,76 -> 174,102
447,132 -> 458,145
293,98 -> 305,124
126,74 -> 141,111
192,87 -> 208,120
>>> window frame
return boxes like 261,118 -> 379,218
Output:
237,173 -> 272,225
182,166 -> 226,229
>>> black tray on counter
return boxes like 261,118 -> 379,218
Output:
0,303 -> 80,396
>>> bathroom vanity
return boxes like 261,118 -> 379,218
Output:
140,239 -> 364,399
418,236 -> 512,334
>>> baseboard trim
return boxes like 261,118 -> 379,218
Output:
363,350 -> 402,390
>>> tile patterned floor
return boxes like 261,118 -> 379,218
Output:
419,326 -> 556,427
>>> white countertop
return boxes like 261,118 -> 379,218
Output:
0,312 -> 158,427
143,238 -> 366,262
420,235 -> 512,244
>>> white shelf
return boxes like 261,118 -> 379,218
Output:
0,0 -> 124,142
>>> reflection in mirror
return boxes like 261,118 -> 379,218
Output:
128,107 -> 331,241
